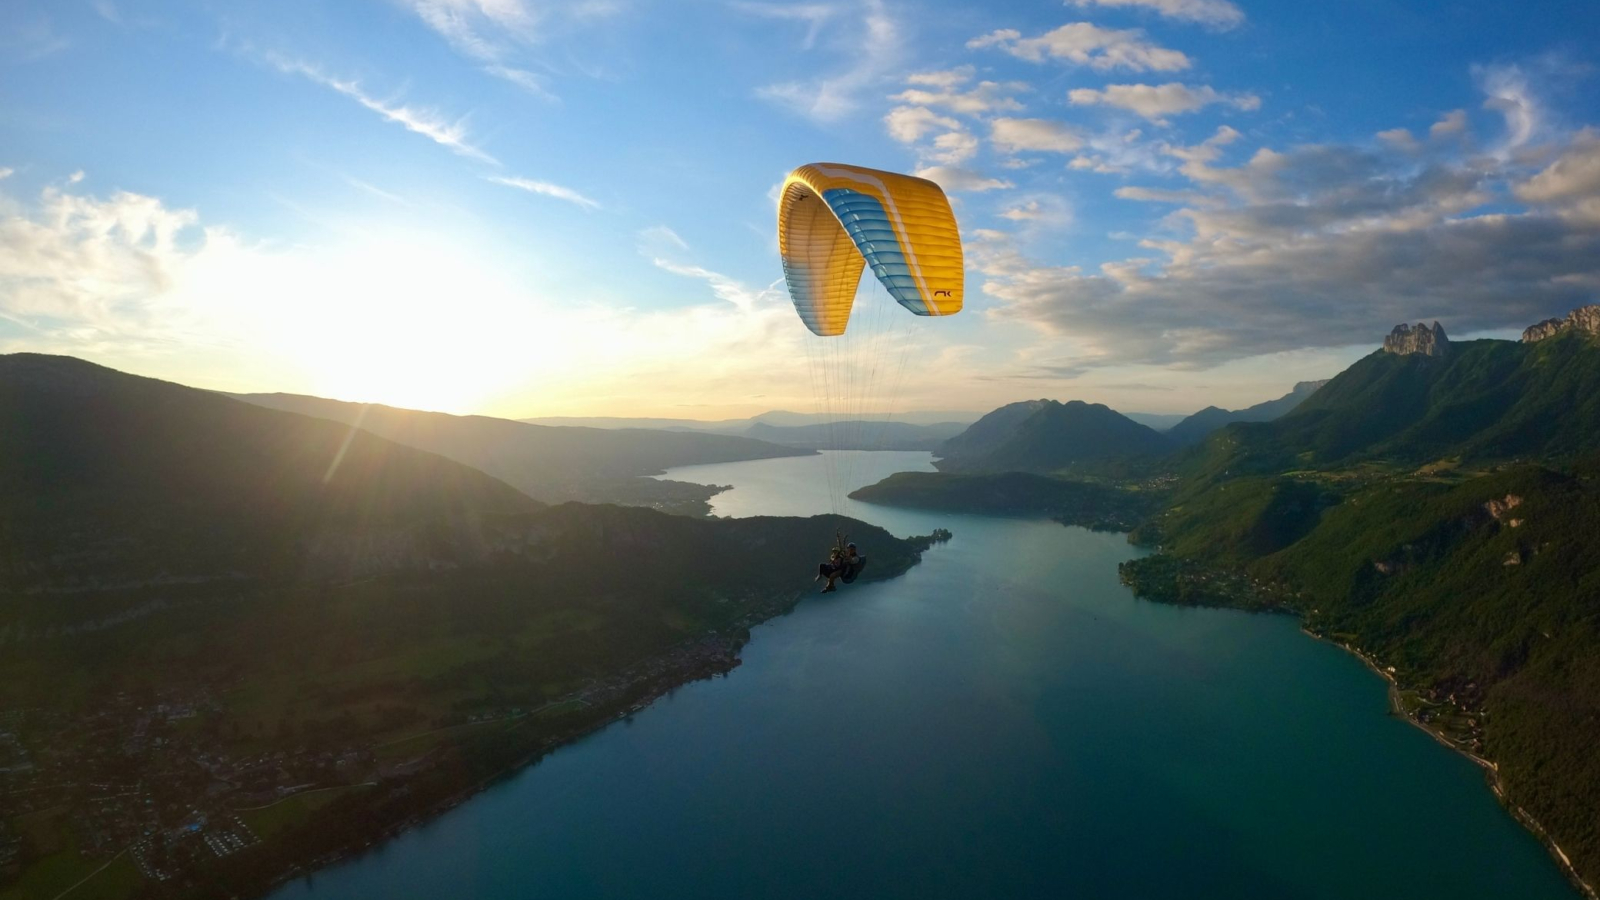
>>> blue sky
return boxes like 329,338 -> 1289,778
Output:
3,0 -> 1600,417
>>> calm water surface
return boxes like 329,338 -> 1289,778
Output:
272,451 -> 1575,899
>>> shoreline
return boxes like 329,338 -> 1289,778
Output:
1118,551 -> 1595,899
247,596 -> 798,900
1301,626 -> 1597,900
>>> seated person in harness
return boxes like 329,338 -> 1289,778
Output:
816,538 -> 866,593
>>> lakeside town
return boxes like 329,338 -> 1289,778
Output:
0,621 -> 763,899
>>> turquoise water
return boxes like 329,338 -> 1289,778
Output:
271,451 -> 1575,899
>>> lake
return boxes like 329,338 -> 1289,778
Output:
270,450 -> 1576,899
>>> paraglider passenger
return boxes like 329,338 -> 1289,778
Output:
817,548 -> 845,593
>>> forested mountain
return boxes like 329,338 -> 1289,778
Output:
1165,379 -> 1327,446
234,392 -> 810,514
936,399 -> 1173,473
935,399 -> 1052,461
1185,332 -> 1600,482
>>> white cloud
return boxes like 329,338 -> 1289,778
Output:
891,80 -> 1028,115
968,22 -> 1189,72
1113,185 -> 1213,204
905,66 -> 975,89
930,130 -> 980,165
488,175 -> 600,209
1068,82 -> 1260,124
0,168 -> 13,180
1430,109 -> 1468,139
267,55 -> 498,164
1067,0 -> 1244,30
999,200 -> 1046,221
884,105 -> 978,165
991,118 -> 1085,154
1515,128 -> 1600,222
913,166 -> 1013,192
1070,154 -> 1122,173
756,0 -> 902,122
0,184 -> 199,332
884,106 -> 962,143
980,120 -> 1600,370
1376,128 -> 1419,153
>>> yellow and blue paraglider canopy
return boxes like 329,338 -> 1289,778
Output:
778,163 -> 963,336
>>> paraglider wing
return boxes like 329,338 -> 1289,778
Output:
778,163 -> 963,336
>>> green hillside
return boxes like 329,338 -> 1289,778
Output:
850,470 -> 1164,531
1186,332 -> 1600,482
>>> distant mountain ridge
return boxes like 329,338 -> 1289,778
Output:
235,392 -> 810,510
519,409 -> 983,431
1166,380 -> 1329,446
936,399 -> 1173,473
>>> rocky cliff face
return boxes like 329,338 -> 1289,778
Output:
1383,321 -> 1450,357
1522,304 -> 1600,343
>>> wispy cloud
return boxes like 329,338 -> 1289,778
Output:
1068,82 -> 1260,124
342,175 -> 409,205
969,23 -> 1189,72
638,225 -> 690,252
914,166 -> 1013,192
489,175 -> 600,209
651,259 -> 783,312
266,54 -> 498,163
754,0 -> 903,122
0,7 -> 69,62
1474,63 -> 1538,156
1068,0 -> 1244,30
731,2 -> 839,50
397,0 -> 622,99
